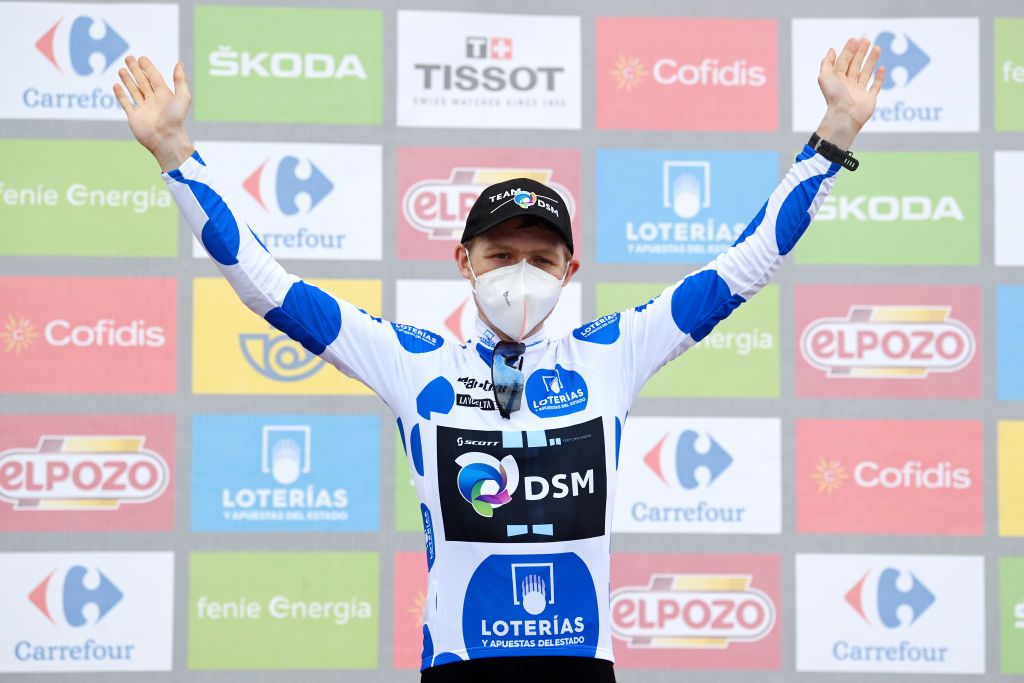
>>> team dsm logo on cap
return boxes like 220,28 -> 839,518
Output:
0,436 -> 169,511
611,574 -> 775,648
802,306 -> 974,378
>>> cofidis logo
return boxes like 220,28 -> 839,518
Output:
395,280 -> 581,347
796,286 -> 979,399
596,17 -> 776,130
797,420 -> 981,536
0,277 -> 176,394
189,142 -> 381,261
397,11 -> 581,129
397,147 -> 580,259
613,417 -> 781,534
0,3 -> 177,120
189,552 -> 378,669
610,554 -> 780,669
194,6 -> 381,124
191,414 -> 379,531
192,277 -> 380,395
796,554 -> 984,674
595,150 -> 777,263
792,19 -> 979,132
0,552 -> 173,672
0,415 -> 174,532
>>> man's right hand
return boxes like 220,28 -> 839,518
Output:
113,55 -> 195,173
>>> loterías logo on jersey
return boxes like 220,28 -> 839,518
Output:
438,419 -> 606,543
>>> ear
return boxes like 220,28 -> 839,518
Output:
561,258 -> 581,286
455,242 -> 473,281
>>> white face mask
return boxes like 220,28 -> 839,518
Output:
465,248 -> 568,341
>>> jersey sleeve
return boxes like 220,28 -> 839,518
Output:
614,145 -> 841,396
161,149 -> 430,404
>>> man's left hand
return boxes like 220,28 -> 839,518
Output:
815,37 -> 886,149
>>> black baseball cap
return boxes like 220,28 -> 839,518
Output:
461,177 -> 574,255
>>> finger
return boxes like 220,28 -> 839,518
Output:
139,56 -> 168,93
819,47 -> 836,76
112,83 -> 134,114
847,38 -> 870,78
834,37 -> 857,76
859,44 -> 881,85
118,65 -> 144,104
126,55 -> 153,95
172,61 -> 191,100
870,65 -> 887,94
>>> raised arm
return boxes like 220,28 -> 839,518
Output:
113,56 -> 421,403
611,37 -> 886,396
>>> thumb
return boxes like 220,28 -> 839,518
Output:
820,47 -> 836,76
173,61 -> 191,100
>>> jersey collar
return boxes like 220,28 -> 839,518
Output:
472,316 -> 547,350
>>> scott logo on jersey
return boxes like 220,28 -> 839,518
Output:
437,418 -> 607,543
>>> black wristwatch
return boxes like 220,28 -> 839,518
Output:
808,132 -> 859,172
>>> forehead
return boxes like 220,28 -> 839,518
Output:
476,217 -> 565,251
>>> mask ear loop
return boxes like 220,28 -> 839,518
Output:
463,247 -> 479,288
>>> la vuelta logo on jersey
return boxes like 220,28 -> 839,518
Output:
437,418 -> 606,544
610,574 -> 775,648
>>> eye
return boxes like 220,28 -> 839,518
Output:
492,253 -> 510,260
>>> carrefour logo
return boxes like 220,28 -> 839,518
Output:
845,568 -> 935,628
645,430 -> 733,490
0,436 -> 169,511
29,565 -> 123,627
36,16 -> 128,76
455,452 -> 519,517
239,328 -> 324,382
611,574 -> 775,648
874,32 -> 930,90
244,156 -> 333,216
801,306 -> 975,379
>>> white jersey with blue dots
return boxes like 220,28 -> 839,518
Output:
163,146 -> 840,670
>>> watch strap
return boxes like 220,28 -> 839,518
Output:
808,132 -> 859,172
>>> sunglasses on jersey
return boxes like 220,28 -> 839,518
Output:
491,341 -> 525,419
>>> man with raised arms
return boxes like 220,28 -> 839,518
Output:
115,37 -> 884,683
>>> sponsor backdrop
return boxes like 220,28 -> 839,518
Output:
0,0 -> 1019,681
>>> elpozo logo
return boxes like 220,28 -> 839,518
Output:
403,167 -> 575,240
0,436 -> 168,511
611,574 -> 775,648
801,306 -> 974,378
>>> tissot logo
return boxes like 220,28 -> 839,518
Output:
437,419 -> 606,543
397,11 -> 581,129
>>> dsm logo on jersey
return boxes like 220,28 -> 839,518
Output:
792,19 -> 979,132
437,418 -> 606,543
0,552 -> 173,672
614,417 -> 781,534
190,142 -> 382,261
796,554 -> 985,674
192,277 -> 380,395
596,150 -> 778,264
0,3 -> 178,120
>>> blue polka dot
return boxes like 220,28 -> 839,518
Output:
433,652 -> 462,666
732,201 -> 767,247
264,280 -> 341,356
416,376 -> 455,421
420,625 -> 434,670
392,323 -> 444,354
167,171 -> 240,266
670,270 -> 745,343
776,173 -> 833,255
411,423 -> 424,476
